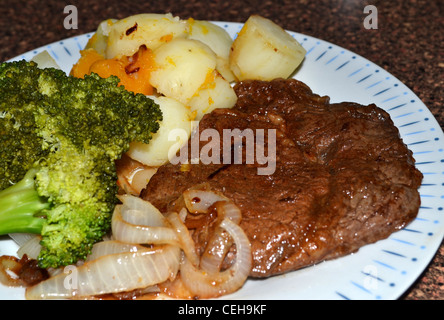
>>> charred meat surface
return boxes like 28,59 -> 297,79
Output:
141,79 -> 423,278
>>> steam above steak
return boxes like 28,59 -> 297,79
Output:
141,79 -> 423,278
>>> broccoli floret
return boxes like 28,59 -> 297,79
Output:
0,61 -> 50,190
0,60 -> 162,268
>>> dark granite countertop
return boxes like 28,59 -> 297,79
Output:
0,0 -> 442,300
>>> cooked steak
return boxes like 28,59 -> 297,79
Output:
141,79 -> 423,278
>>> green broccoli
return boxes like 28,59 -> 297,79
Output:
0,60 -> 162,268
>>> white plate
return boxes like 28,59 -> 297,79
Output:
3,22 -> 444,300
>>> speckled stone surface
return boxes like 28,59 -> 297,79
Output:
0,0 -> 442,300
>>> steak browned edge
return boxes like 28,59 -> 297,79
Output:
141,79 -> 423,278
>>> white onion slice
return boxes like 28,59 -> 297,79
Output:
86,240 -> 146,262
25,244 -> 181,299
112,195 -> 178,245
180,218 -> 252,299
183,189 -> 228,213
112,204 -> 178,245
16,235 -> 42,260
165,210 -> 199,267
0,255 -> 23,287
8,233 -> 38,247
23,190 -> 251,299
118,194 -> 167,227
200,201 -> 242,273
199,230 -> 232,274
214,201 -> 242,223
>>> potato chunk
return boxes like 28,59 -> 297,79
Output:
126,96 -> 193,167
187,70 -> 237,120
85,19 -> 117,56
150,38 -> 217,104
229,15 -> 306,81
188,19 -> 237,82
105,13 -> 188,58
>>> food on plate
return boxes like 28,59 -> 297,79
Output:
0,13 -> 420,300
70,13 -> 306,167
104,13 -> 189,59
229,15 -> 307,81
187,18 -> 237,82
140,36 -> 237,120
116,154 -> 158,196
29,50 -> 60,70
24,190 -> 250,299
0,75 -> 422,299
70,13 -> 248,165
142,79 -> 423,278
149,38 -> 216,104
71,45 -> 156,96
126,95 -> 193,167
186,69 -> 238,121
0,60 -> 161,268
83,18 -> 117,57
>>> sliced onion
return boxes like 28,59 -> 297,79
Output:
17,235 -> 42,260
200,201 -> 242,273
116,154 -> 157,196
112,204 -> 178,245
22,190 -> 252,300
0,255 -> 23,287
25,244 -> 181,299
117,194 -> 167,227
180,218 -> 252,299
86,240 -> 146,262
8,233 -> 38,247
112,195 -> 178,245
199,230 -> 232,273
165,210 -> 199,267
183,189 -> 228,213
214,201 -> 242,223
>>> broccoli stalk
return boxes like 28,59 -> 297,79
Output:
0,168 -> 48,235
0,60 -> 162,268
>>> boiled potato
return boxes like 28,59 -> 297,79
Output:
229,15 -> 306,81
150,38 -> 217,104
105,13 -> 188,59
126,96 -> 193,167
187,19 -> 237,82
187,70 -> 237,120
85,19 -> 117,56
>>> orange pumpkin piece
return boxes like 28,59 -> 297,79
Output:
70,46 -> 155,96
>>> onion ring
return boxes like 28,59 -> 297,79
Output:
179,218 -> 252,299
199,200 -> 242,273
165,210 -> 199,267
0,255 -> 23,287
112,197 -> 178,245
183,189 -> 228,213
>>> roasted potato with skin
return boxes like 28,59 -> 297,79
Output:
187,19 -> 237,82
126,96 -> 193,167
150,38 -> 217,105
105,13 -> 188,59
229,15 -> 306,81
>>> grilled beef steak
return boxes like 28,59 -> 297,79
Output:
141,79 -> 423,278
